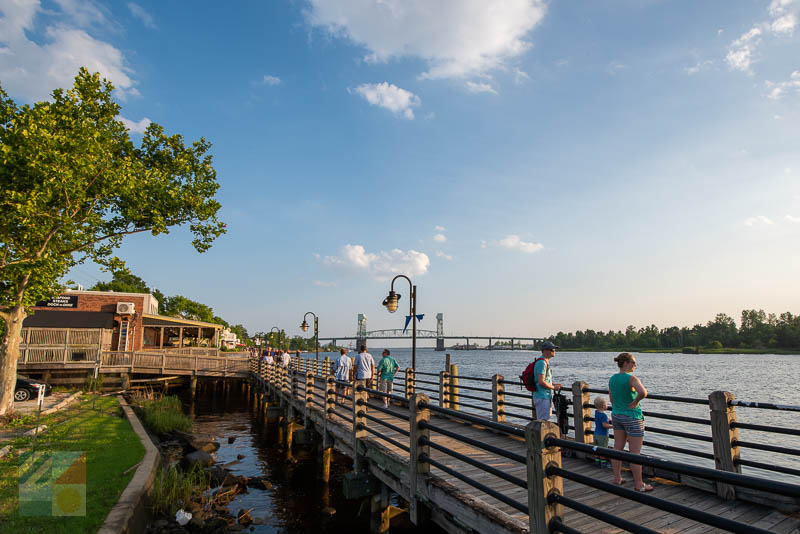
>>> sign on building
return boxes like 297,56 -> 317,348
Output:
35,296 -> 79,308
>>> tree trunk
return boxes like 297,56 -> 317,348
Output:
0,306 -> 26,416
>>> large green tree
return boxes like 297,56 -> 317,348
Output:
0,70 -> 225,414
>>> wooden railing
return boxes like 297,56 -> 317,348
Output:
250,357 -> 800,534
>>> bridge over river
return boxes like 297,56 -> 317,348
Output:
319,313 -> 544,350
247,355 -> 800,534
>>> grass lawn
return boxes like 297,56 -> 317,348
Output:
0,395 -> 145,533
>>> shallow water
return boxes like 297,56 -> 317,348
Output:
190,389 -> 425,533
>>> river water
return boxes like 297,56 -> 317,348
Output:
190,349 -> 799,531
302,349 -> 800,479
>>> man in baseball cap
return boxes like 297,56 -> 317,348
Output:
533,341 -> 562,421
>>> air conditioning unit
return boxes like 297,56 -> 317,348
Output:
116,302 -> 135,315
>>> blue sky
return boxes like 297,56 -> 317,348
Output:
1,0 -> 799,341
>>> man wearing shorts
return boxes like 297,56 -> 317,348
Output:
375,349 -> 399,408
533,341 -> 562,421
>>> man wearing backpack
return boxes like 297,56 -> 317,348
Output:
530,341 -> 562,421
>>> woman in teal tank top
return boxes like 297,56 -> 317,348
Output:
608,352 -> 652,492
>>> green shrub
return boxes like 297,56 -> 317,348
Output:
138,395 -> 191,434
705,340 -> 723,350
150,463 -> 209,517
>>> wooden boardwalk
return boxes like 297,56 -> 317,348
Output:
252,369 -> 800,534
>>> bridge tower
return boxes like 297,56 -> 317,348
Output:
356,313 -> 367,350
435,313 -> 445,351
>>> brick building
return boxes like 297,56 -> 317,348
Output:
20,290 -> 222,361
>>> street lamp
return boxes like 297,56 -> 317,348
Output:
270,326 -> 282,350
300,311 -> 319,363
383,275 -> 417,370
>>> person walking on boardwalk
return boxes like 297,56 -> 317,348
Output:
353,345 -> 375,397
532,341 -> 562,421
376,349 -> 399,408
333,348 -> 353,400
280,350 -> 291,368
609,352 -> 652,492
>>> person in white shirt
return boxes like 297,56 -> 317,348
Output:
353,345 -> 375,394
280,350 -> 291,368
332,348 -> 353,399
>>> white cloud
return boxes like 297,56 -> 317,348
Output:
434,225 -> 446,232
744,215 -> 775,226
0,0 -> 137,101
118,116 -> 151,134
727,1 -> 798,74
351,82 -> 420,119
435,251 -> 453,261
785,214 -> 800,223
765,71 -> 800,99
262,74 -> 281,86
319,244 -> 430,280
313,280 -> 337,287
771,13 -> 797,33
465,81 -> 498,94
726,27 -> 762,72
433,233 -> 447,243
685,60 -> 713,75
305,0 -> 547,80
127,2 -> 156,29
485,234 -> 543,253
54,0 -> 110,28
512,67 -> 530,84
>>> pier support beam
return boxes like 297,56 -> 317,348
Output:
190,375 -> 197,399
121,373 -> 130,391
370,484 -> 395,534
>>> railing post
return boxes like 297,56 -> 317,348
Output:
161,350 -> 166,374
492,374 -> 505,423
526,420 -> 564,534
305,371 -> 314,422
449,363 -> 459,411
313,358 -> 319,376
572,381 -> 591,459
405,368 -> 415,399
321,376 -> 336,482
323,356 -> 330,379
353,382 -> 368,472
438,370 -> 450,408
409,393 -> 430,524
709,390 -> 741,500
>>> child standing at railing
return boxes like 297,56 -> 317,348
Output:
593,396 -> 612,467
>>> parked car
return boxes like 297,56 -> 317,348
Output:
14,376 -> 52,402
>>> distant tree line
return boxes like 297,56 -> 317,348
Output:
547,310 -> 800,350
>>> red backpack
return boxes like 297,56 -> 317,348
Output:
521,357 -> 549,392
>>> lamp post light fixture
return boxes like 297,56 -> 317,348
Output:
270,326 -> 282,350
300,311 -> 319,363
383,274 -> 417,370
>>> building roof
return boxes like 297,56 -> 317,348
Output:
141,314 -> 223,329
22,310 -> 115,329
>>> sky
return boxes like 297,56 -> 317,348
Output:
1,0 -> 799,342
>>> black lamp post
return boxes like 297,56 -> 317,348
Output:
383,274 -> 417,370
300,311 -> 319,363
270,326 -> 282,350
